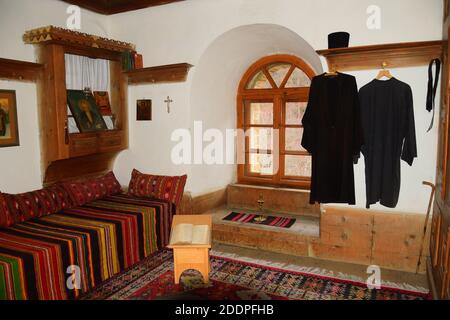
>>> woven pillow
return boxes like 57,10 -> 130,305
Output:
0,193 -> 14,228
3,188 -> 61,224
46,183 -> 75,211
128,169 -> 187,206
95,171 -> 122,196
63,171 -> 122,207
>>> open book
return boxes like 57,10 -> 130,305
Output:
170,223 -> 210,245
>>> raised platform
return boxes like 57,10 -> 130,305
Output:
227,184 -> 320,218
212,207 -> 319,237
212,206 -> 320,257
211,204 -> 430,274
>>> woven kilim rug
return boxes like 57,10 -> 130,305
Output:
81,250 -> 430,300
223,212 -> 296,228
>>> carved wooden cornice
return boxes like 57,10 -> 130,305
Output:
23,25 -> 135,53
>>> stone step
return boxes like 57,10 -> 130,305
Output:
211,207 -> 320,257
213,207 -> 320,237
227,184 -> 320,218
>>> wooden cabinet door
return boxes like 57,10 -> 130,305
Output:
429,6 -> 450,301
438,227 -> 449,298
38,44 -> 70,162
443,230 -> 450,299
431,203 -> 442,267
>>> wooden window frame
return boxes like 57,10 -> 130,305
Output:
237,54 -> 316,189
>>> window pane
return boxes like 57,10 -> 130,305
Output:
267,63 -> 291,88
284,155 -> 311,177
285,127 -> 306,152
250,153 -> 274,175
285,102 -> 307,125
248,102 -> 273,125
285,68 -> 311,88
249,127 -> 273,151
247,70 -> 272,89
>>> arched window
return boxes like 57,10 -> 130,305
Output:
237,54 -> 315,189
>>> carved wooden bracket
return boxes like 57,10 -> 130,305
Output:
124,63 -> 193,84
0,58 -> 43,82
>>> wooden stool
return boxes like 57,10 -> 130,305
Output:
168,215 -> 212,284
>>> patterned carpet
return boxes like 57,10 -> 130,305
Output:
81,250 -> 430,300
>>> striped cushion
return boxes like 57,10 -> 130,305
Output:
128,169 -> 187,206
63,171 -> 122,206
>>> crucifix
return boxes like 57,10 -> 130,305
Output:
164,96 -> 173,113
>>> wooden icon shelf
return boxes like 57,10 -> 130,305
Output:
23,26 -> 130,185
316,40 -> 444,71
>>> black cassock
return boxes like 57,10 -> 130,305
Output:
302,73 -> 363,205
358,78 -> 417,208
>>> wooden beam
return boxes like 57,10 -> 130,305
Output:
107,0 -> 185,14
0,58 -> 43,82
317,40 -> 444,71
124,63 -> 193,85
60,0 -> 184,15
60,0 -> 107,14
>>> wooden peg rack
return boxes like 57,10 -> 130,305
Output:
317,40 -> 444,71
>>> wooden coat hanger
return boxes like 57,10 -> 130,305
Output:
325,66 -> 339,76
376,62 -> 393,79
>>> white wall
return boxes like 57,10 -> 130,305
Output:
110,0 -> 442,213
0,0 -> 443,214
188,24 -> 322,195
0,0 -> 109,192
0,80 -> 41,193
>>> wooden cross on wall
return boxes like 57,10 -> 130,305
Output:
164,96 -> 173,113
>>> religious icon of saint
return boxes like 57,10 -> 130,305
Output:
0,106 -> 7,137
78,99 -> 94,128
67,89 -> 107,132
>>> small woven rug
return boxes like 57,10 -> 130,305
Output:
223,212 -> 296,228
81,250 -> 430,300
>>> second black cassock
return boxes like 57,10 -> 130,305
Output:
358,78 -> 417,208
302,73 -> 363,205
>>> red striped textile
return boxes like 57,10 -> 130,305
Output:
0,194 -> 174,300
223,212 -> 296,228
